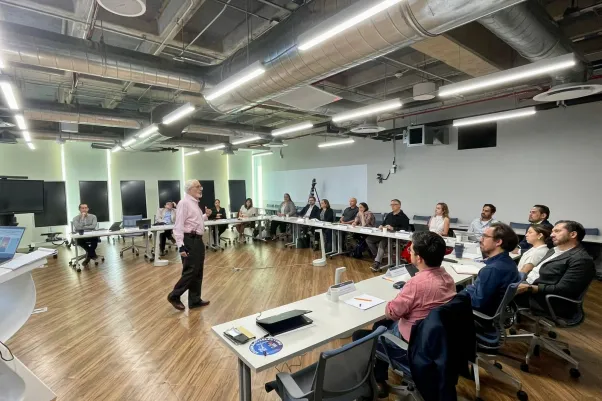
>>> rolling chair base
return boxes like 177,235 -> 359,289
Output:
471,355 -> 528,401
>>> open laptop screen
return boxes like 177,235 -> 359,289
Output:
0,226 -> 25,263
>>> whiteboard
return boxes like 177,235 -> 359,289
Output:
264,165 -> 367,205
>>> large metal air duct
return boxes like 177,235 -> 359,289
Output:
0,21 -> 205,92
207,0 -> 524,112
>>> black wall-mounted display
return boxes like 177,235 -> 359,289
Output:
198,180 -> 215,213
79,181 -> 110,222
228,180 -> 247,214
34,181 -> 68,227
158,180 -> 181,207
120,180 -> 147,217
458,122 -> 497,150
0,179 -> 44,214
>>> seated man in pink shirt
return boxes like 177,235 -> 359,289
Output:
352,231 -> 456,398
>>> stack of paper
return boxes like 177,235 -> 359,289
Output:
451,264 -> 482,275
344,294 -> 385,310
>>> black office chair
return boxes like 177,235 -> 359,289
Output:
412,215 -> 430,221
68,222 -> 105,272
264,326 -> 385,401
510,222 -> 531,230
584,228 -> 599,236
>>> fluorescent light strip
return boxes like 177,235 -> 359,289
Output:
205,144 -> 226,152
232,135 -> 262,145
252,151 -> 273,157
439,53 -> 577,97
27,142 -> 35,150
331,99 -> 402,123
298,0 -> 404,51
453,107 -> 537,127
185,150 -> 200,156
162,103 -> 196,125
106,150 -> 114,222
318,139 -> 355,148
272,121 -> 314,136
122,138 -> 136,147
15,114 -> 27,130
205,61 -> 266,101
138,124 -> 159,139
1,82 -> 19,110
22,131 -> 31,142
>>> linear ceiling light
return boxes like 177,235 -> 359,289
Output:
332,98 -> 402,123
0,82 -> 19,110
22,131 -> 31,142
252,151 -> 273,157
15,114 -> 27,130
271,121 -> 314,136
162,103 -> 196,125
232,135 -> 262,145
111,146 -> 122,153
184,150 -> 201,156
205,144 -> 226,152
439,53 -> 577,97
453,107 -> 537,127
205,61 -> 265,102
27,142 -> 35,150
298,0 -> 404,51
122,138 -> 136,147
138,124 -> 159,139
318,138 -> 355,148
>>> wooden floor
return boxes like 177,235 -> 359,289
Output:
8,234 -> 602,401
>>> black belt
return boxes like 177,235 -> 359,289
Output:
184,232 -> 202,238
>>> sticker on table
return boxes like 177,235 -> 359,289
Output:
249,338 -> 283,356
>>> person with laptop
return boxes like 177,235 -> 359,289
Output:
155,201 -> 176,256
366,199 -> 410,271
468,204 -> 497,238
351,231 -> 456,398
72,203 -> 99,266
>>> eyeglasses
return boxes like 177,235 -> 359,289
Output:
481,234 -> 494,239
390,203 -> 400,207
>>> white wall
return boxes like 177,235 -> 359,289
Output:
258,102 -> 602,229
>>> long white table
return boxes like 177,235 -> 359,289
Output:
212,266 -> 472,401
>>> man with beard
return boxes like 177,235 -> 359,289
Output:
468,204 -> 497,238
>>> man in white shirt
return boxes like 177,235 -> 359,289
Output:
468,204 -> 497,237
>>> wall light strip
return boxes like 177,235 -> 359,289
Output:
318,138 -> 355,148
205,143 -> 226,151
205,61 -> 266,102
0,82 -> 19,110
22,131 -> 31,142
251,150 -> 273,157
185,150 -> 200,156
298,0 -> 404,51
232,135 -> 262,145
111,146 -> 122,153
162,103 -> 196,125
272,121 -> 314,136
15,114 -> 27,130
439,53 -> 577,97
453,107 -> 537,127
331,98 -> 402,123
106,150 -> 114,222
138,124 -> 159,139
27,142 -> 35,150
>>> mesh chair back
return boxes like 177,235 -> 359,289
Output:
482,282 -> 520,347
449,217 -> 459,223
413,215 -> 429,221
373,213 -> 384,227
312,326 -> 385,400
123,215 -> 143,228
510,222 -> 530,230
584,228 -> 600,236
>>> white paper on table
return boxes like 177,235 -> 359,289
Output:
344,294 -> 385,310
461,253 -> 481,260
451,264 -> 482,275
1,250 -> 51,270
360,228 -> 373,234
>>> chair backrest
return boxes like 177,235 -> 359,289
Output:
480,282 -> 520,347
449,217 -> 458,223
413,215 -> 429,221
510,222 -> 530,230
312,325 -> 385,400
584,228 -> 600,236
123,214 -> 143,228
373,213 -> 384,227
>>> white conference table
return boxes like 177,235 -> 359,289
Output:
212,265 -> 473,401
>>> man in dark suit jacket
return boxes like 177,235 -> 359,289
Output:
516,220 -> 595,320
298,196 -> 320,219
518,204 -> 554,251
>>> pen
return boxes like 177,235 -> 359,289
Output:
354,297 -> 371,302
382,277 -> 395,282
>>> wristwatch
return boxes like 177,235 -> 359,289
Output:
527,285 -> 534,293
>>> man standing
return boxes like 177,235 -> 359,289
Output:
72,203 -> 98,266
366,199 -> 410,271
299,196 -> 320,219
468,204 -> 497,238
516,220 -> 595,319
518,205 -> 553,251
167,180 -> 212,311
340,197 -> 359,224
155,201 -> 176,256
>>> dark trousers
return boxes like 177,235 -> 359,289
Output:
170,234 -> 205,304
270,221 -> 288,236
213,224 -> 227,242
352,319 -> 408,383
77,238 -> 98,259
159,229 -> 174,252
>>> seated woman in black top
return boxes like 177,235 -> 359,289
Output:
317,199 -> 335,252
209,199 -> 228,243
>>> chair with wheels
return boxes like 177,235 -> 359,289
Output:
264,326 -> 385,401
120,214 -> 146,258
506,283 -> 592,378
471,282 -> 528,401
68,222 -> 105,272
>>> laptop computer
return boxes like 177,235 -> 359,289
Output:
0,226 -> 26,266
256,309 -> 313,337
109,222 -> 122,232
136,219 -> 152,229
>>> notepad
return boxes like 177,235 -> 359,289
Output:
344,294 -> 385,310
451,264 -> 482,275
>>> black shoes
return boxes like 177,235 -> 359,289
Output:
189,300 -> 210,309
167,295 -> 185,311
376,382 -> 389,399
371,261 -> 382,272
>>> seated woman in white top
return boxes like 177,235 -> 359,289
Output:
237,198 -> 258,240
518,224 -> 552,277
428,202 -> 450,236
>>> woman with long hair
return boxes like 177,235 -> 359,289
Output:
428,202 -> 450,236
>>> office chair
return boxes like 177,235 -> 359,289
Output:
449,217 -> 459,224
151,214 -> 174,254
120,214 -> 146,258
264,326 -> 385,401
510,222 -> 531,230
373,212 -> 384,227
506,282 -> 592,378
412,215 -> 429,221
471,283 -> 528,401
584,228 -> 599,236
68,222 -> 105,271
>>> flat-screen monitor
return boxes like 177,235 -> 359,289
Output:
120,180 -> 147,217
158,180 -> 181,207
407,125 -> 425,147
458,122 -> 497,150
79,181 -> 110,222
0,179 -> 44,214
34,181 -> 68,227
199,180 -> 215,212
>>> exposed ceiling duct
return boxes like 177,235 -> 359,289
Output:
207,0 -> 525,113
0,21 -> 206,92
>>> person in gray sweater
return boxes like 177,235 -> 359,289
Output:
270,193 -> 296,240
72,203 -> 99,265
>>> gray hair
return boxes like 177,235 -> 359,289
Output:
184,179 -> 199,193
